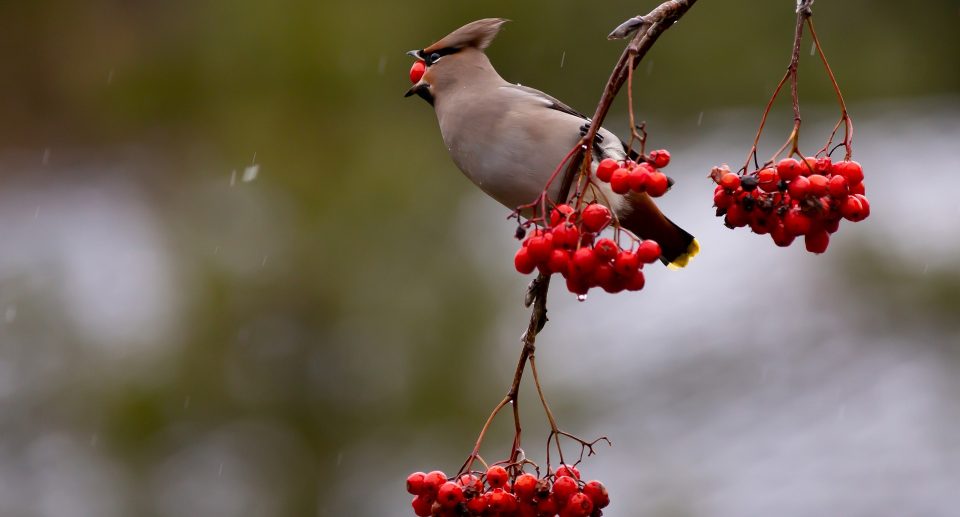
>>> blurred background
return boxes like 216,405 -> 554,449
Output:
1,1 -> 958,516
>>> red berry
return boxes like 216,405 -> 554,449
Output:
563,493 -> 594,517
805,229 -> 830,254
437,482 -> 464,508
571,247 -> 600,276
828,175 -> 849,197
583,480 -> 610,509
771,223 -> 795,247
814,156 -> 833,174
526,234 -> 553,263
636,240 -> 661,264
832,160 -> 864,185
757,168 -> 780,192
597,265 -> 626,293
552,222 -> 580,249
625,269 -> 646,291
513,473 -> 538,502
486,465 -> 509,489
840,196 -> 867,221
720,172 -> 741,191
807,174 -> 829,196
854,194 -> 870,218
406,472 -> 427,495
850,182 -> 865,196
596,158 -> 619,182
458,474 -> 482,493
628,169 -> 651,192
801,156 -> 818,175
546,249 -> 571,275
610,167 -> 631,194
556,464 -> 580,479
550,204 -> 575,226
646,172 -> 669,197
466,493 -> 487,514
783,208 -> 812,236
514,247 -> 537,274
593,238 -> 619,262
788,175 -> 811,199
724,203 -> 749,228
424,471 -> 447,495
551,475 -> 578,505
823,216 -> 841,233
613,250 -> 641,277
649,149 -> 671,168
409,60 -> 426,84
565,275 -> 590,296
777,158 -> 803,181
581,204 -> 612,232
411,494 -> 433,517
537,495 -> 559,516
714,189 -> 734,210
487,488 -> 518,513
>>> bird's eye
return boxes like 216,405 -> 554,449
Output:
429,53 -> 441,63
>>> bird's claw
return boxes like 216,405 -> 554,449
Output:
579,122 -> 603,143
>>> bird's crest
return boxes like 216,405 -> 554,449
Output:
424,18 -> 509,53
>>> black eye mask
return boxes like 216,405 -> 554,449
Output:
417,46 -> 462,66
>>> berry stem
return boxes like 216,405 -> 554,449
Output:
806,17 -> 854,160
744,2 -> 814,173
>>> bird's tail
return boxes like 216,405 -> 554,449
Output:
618,192 -> 699,269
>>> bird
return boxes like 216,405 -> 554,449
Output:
405,18 -> 698,268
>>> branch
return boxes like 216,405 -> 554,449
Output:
460,0 -> 699,475
557,0 -> 699,203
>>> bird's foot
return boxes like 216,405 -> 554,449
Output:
579,122 -> 604,143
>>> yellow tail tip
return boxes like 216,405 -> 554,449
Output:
667,238 -> 700,270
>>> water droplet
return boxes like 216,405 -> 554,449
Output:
576,294 -> 587,302
242,164 -> 259,182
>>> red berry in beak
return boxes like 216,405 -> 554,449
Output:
409,60 -> 426,84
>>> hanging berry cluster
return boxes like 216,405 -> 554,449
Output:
711,157 -> 869,253
711,1 -> 868,253
511,147 -> 677,298
513,202 -> 662,296
407,465 -> 610,517
595,153 -> 672,197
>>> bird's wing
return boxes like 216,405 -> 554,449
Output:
500,84 -> 639,161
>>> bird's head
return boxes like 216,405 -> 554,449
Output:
404,18 -> 509,105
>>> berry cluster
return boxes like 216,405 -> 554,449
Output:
595,150 -> 672,197
513,203 -> 660,296
711,157 -> 870,253
407,465 -> 610,517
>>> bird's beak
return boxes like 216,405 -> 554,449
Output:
404,82 -> 428,98
406,49 -> 420,58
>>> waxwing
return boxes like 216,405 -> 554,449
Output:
406,18 -> 698,267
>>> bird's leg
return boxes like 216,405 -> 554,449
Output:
579,122 -> 607,156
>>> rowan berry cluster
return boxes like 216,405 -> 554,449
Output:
513,202 -> 660,296
594,150 -> 672,197
710,157 -> 869,253
407,464 -> 610,517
